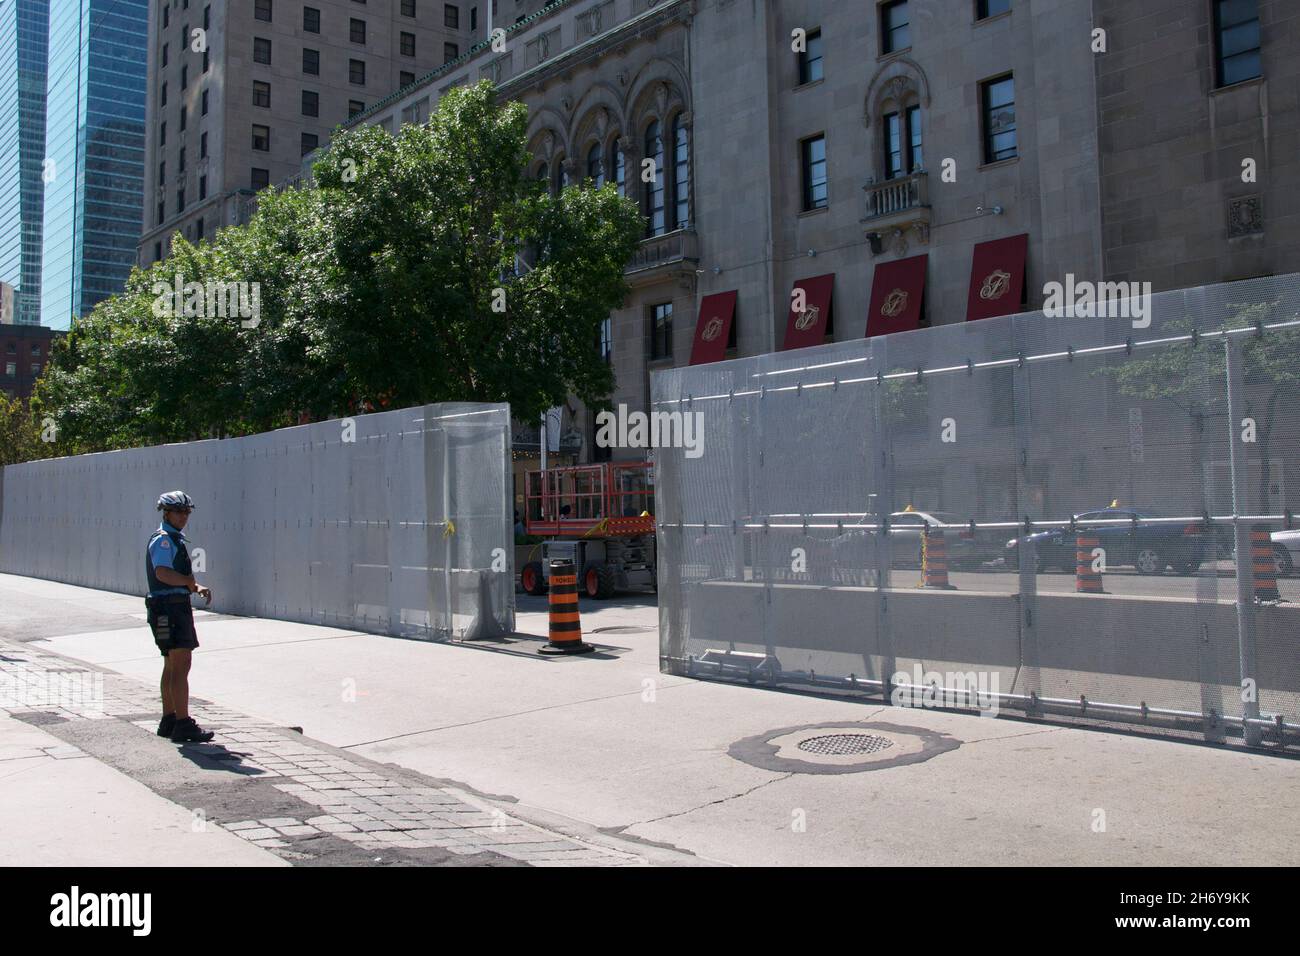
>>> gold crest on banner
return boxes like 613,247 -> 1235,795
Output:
980,269 -> 1012,301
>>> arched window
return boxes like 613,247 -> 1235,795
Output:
535,160 -> 549,186
644,120 -> 665,237
671,114 -> 689,229
552,154 -> 568,196
587,143 -> 604,187
612,140 -> 626,198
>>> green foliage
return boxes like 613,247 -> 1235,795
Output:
35,81 -> 643,451
0,394 -> 46,465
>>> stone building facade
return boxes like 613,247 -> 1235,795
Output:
137,0 -> 477,266
210,0 -> 1300,497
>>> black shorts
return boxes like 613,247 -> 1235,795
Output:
147,597 -> 199,656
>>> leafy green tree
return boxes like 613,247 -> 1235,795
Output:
305,80 -> 643,422
1101,300 -> 1300,508
35,80 -> 642,448
0,393 -> 45,465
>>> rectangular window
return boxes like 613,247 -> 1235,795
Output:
181,64 -> 188,89
1214,0 -> 1261,87
444,4 -> 459,28
255,0 -> 272,22
254,37 -> 271,64
203,4 -> 209,29
200,131 -> 208,158
155,241 -> 162,261
179,105 -> 186,131
402,32 -> 416,56
157,202 -> 165,225
977,0 -> 1010,18
252,124 -> 270,151
199,175 -> 207,200
161,82 -> 167,106
176,187 -> 185,212
350,17 -> 366,43
162,43 -> 168,67
195,219 -> 203,241
252,168 -> 270,190
304,6 -> 320,32
650,303 -> 673,361
599,316 -> 612,363
349,59 -> 366,85
881,1 -> 910,54
163,6 -> 169,27
302,89 -> 319,116
400,71 -> 415,87
443,41 -> 457,62
30,363 -> 40,376
884,111 -> 902,178
4,363 -> 15,377
302,132 -> 319,156
981,74 -> 1016,163
160,121 -> 166,145
303,48 -> 320,75
158,161 -> 165,185
201,88 -> 208,115
402,0 -> 417,16
801,134 -> 828,211
349,99 -> 365,117
179,147 -> 186,171
908,104 -> 922,170
798,28 -> 823,85
253,81 -> 271,108
885,108 -> 922,177
202,49 -> 209,73
470,6 -> 477,30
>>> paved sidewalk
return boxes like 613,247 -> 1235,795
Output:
0,635 -> 673,867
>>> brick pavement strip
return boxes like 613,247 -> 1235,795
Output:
0,636 -> 650,868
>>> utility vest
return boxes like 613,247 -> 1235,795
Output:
145,527 -> 192,599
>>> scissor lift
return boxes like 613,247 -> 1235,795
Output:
520,461 -> 656,599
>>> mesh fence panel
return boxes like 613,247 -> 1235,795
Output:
655,276 -> 1300,742
0,403 -> 514,641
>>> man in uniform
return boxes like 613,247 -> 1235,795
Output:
146,491 -> 214,743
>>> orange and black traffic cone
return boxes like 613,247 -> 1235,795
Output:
921,527 -> 957,589
1076,533 -> 1106,594
539,559 -> 596,655
1251,524 -> 1282,603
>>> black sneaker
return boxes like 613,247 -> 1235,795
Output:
156,713 -> 177,737
170,717 -> 215,743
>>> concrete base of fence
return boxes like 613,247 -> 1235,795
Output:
683,581 -> 1300,717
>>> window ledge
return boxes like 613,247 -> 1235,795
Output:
794,77 -> 825,93
974,11 -> 1012,27
978,156 -> 1020,172
1210,75 -> 1264,97
877,46 -> 912,63
799,205 -> 830,219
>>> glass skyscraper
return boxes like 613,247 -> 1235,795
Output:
0,0 -> 49,326
40,0 -> 147,330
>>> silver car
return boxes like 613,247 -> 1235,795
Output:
1273,529 -> 1300,576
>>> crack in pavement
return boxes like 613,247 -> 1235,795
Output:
621,771 -> 797,830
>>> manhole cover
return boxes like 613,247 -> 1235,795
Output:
797,733 -> 894,756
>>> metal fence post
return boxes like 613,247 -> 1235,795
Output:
1225,336 -> 1262,746
1011,338 -> 1040,709
871,342 -> 896,702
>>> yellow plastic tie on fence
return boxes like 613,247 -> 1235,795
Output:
443,519 -> 456,538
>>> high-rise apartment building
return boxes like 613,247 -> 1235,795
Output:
137,0 -> 473,266
0,0 -> 49,326
40,0 -> 149,329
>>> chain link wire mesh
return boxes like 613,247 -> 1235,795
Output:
0,403 -> 514,641
654,276 -> 1300,744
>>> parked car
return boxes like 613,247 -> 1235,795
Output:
1005,508 -> 1211,575
1273,529 -> 1300,576
889,510 -> 1003,570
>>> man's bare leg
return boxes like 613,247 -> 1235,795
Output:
168,648 -> 192,721
161,655 -> 175,715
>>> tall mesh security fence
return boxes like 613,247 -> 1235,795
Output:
654,276 -> 1300,745
0,403 -> 514,641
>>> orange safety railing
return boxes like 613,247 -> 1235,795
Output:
525,462 -> 655,537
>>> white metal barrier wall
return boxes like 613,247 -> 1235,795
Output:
652,276 -> 1300,745
0,403 -> 514,641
